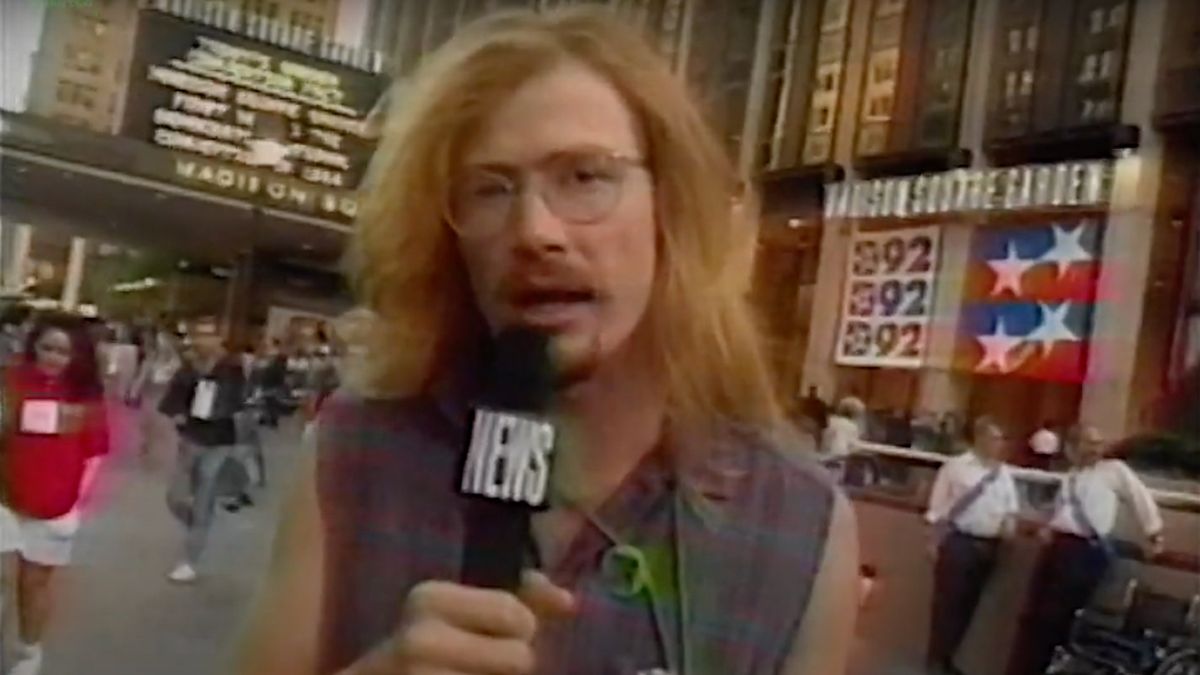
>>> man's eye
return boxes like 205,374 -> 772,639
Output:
570,169 -> 607,184
563,161 -> 618,186
470,181 -> 511,199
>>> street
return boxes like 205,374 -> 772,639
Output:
36,411 -> 306,675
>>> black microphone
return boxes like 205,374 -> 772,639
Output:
458,327 -> 557,590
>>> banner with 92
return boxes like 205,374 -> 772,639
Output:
835,225 -> 941,368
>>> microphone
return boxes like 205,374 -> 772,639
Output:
458,327 -> 557,590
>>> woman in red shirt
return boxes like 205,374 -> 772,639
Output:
1,312 -> 107,675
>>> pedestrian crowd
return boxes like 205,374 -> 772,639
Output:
0,302 -> 356,675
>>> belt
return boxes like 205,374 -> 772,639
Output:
1053,531 -> 1102,543
948,529 -> 1001,544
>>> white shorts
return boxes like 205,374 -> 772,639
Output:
0,502 -> 81,566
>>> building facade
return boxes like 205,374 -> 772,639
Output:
362,0 -> 793,160
5,0 -> 382,336
25,0 -> 342,135
751,0 -> 1194,444
26,0 -> 139,133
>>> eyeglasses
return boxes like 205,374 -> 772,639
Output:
446,150 -> 648,239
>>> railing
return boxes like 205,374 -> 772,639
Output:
855,441 -> 1200,513
840,441 -> 1200,574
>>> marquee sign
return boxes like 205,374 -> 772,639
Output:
121,9 -> 384,222
835,225 -> 942,369
824,160 -> 1114,220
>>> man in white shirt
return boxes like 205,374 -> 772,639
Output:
923,416 -> 1021,675
1006,425 -> 1165,675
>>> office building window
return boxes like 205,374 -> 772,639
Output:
653,0 -> 687,64
245,0 -> 279,19
876,0 -> 904,17
866,94 -> 893,119
814,103 -> 833,131
873,59 -> 896,84
1081,97 -> 1115,122
803,134 -> 831,162
932,47 -> 953,71
1008,28 -> 1022,54
1080,53 -> 1098,83
822,0 -> 850,29
71,14 -> 108,37
1020,69 -> 1034,96
1109,3 -> 1126,28
65,45 -> 101,76
871,14 -> 903,47
802,0 -> 853,165
56,80 -> 97,109
1099,49 -> 1114,79
1090,8 -> 1105,34
820,68 -> 838,92
858,125 -> 886,155
1008,24 -> 1039,54
920,112 -> 951,144
759,0 -> 806,169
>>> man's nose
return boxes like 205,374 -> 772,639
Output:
511,186 -> 570,252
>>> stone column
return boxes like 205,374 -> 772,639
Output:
736,0 -> 782,178
221,249 -> 256,348
1078,0 -> 1169,439
914,0 -> 1001,416
916,223 -> 974,415
3,224 -> 34,292
60,236 -> 88,310
800,0 -> 876,399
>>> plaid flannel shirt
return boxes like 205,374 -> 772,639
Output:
315,367 -> 836,675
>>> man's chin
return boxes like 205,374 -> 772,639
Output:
548,332 -> 602,387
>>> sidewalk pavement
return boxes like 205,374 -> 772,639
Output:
37,410 -> 307,675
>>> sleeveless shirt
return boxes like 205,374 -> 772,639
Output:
315,374 -> 836,675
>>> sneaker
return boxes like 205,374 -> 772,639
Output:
167,563 -> 197,584
10,643 -> 44,675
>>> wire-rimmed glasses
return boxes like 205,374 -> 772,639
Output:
446,149 -> 649,239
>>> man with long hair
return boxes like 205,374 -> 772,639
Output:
238,8 -> 858,675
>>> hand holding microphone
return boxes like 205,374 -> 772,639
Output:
348,571 -> 574,675
344,328 -> 573,675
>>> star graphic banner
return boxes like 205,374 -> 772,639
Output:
958,219 -> 1106,381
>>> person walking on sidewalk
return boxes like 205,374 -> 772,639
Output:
159,319 -> 245,584
0,312 -> 108,675
1005,424 -> 1165,675
923,416 -> 1021,675
128,328 -> 181,466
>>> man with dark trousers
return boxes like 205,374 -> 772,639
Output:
159,319 -> 246,584
1006,425 -> 1164,675
924,416 -> 1021,675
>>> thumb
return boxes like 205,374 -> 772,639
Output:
519,570 -> 576,620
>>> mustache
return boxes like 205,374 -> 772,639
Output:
499,264 -> 596,299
